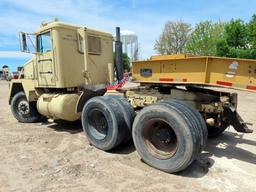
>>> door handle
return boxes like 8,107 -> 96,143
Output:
39,71 -> 52,74
38,59 -> 52,63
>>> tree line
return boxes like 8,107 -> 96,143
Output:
154,14 -> 256,59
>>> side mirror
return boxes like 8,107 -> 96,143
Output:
19,32 -> 29,52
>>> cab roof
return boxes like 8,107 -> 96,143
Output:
35,21 -> 113,37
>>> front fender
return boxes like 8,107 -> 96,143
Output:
8,79 -> 37,104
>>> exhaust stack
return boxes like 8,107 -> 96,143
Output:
115,27 -> 124,82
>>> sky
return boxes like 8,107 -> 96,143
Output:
1,0 -> 256,72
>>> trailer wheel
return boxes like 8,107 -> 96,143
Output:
132,103 -> 200,173
81,96 -> 127,151
207,122 -> 229,138
10,92 -> 40,123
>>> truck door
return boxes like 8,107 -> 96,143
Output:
36,31 -> 56,86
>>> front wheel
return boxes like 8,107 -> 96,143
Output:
11,92 -> 41,123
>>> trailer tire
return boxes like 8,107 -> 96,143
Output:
10,92 -> 40,123
81,96 -> 127,151
132,103 -> 200,173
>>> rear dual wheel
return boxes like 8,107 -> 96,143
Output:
81,95 -> 135,151
160,100 -> 208,150
82,96 -> 206,173
132,101 -> 207,173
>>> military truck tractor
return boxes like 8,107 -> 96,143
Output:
9,21 -> 254,173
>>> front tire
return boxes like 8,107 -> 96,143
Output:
11,92 -> 40,123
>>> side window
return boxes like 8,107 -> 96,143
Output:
88,35 -> 101,55
37,32 -> 52,52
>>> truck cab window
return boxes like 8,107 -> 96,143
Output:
88,35 -> 101,54
37,32 -> 52,52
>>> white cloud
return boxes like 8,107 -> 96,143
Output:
1,0 -> 256,61
0,51 -> 32,59
0,0 -> 167,59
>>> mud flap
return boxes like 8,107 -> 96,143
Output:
224,107 -> 253,133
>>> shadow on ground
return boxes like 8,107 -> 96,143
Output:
178,152 -> 214,178
180,131 -> 256,178
42,120 -> 256,178
42,119 -> 83,134
206,131 -> 256,165
109,140 -> 136,154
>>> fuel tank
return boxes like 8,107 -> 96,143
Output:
37,93 -> 80,121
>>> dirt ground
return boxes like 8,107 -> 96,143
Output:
0,80 -> 255,192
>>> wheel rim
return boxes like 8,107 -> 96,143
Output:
17,100 -> 30,116
88,109 -> 109,140
142,118 -> 178,160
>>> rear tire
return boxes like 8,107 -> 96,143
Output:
108,95 -> 135,143
161,100 -> 208,150
10,92 -> 40,123
132,103 -> 201,173
81,96 -> 129,151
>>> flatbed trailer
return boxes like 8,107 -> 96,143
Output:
132,54 -> 256,92
122,54 -> 254,136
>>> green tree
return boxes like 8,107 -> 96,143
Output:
113,53 -> 130,71
225,19 -> 248,48
216,16 -> 256,59
186,21 -> 226,56
216,40 -> 229,57
154,21 -> 192,54
122,53 -> 130,71
248,14 -> 256,48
